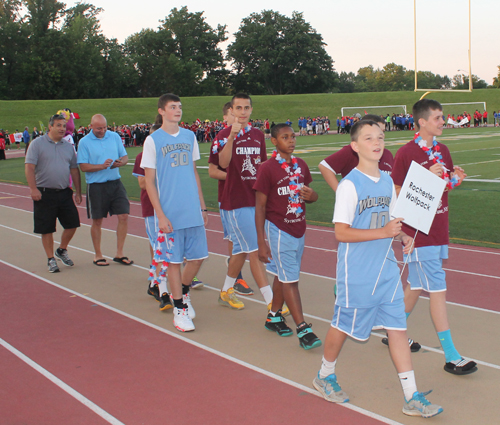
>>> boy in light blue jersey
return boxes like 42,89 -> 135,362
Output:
313,120 -> 442,419
142,94 -> 209,333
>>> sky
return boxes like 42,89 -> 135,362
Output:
90,0 -> 498,84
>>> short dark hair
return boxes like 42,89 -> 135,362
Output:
158,93 -> 181,110
231,93 -> 252,107
222,102 -> 232,116
413,99 -> 442,129
350,120 -> 379,142
271,123 -> 292,139
49,114 -> 66,126
361,114 -> 385,125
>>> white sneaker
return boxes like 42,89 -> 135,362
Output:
183,292 -> 195,319
173,307 -> 195,332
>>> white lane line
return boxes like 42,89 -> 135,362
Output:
0,259 -> 404,425
1,204 -> 499,282
2,223 -> 500,372
0,337 -> 125,425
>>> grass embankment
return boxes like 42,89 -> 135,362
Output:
0,89 -> 499,133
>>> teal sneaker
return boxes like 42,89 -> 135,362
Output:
297,323 -> 322,350
313,373 -> 349,403
265,311 -> 293,336
403,390 -> 443,418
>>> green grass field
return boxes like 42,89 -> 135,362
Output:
0,89 -> 499,133
1,126 -> 499,248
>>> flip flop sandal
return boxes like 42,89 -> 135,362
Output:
113,257 -> 134,265
93,259 -> 109,266
444,358 -> 478,375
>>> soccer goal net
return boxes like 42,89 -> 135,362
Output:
440,102 -> 487,118
340,105 -> 407,118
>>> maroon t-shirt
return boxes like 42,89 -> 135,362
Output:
208,135 -> 227,203
323,145 -> 394,177
253,157 -> 312,238
392,140 -> 453,247
218,126 -> 267,210
132,152 -> 154,218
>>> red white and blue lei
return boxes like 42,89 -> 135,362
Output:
272,150 -> 303,216
413,132 -> 461,190
149,230 -> 174,285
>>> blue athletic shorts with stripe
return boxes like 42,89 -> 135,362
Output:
219,202 -> 229,240
145,216 -> 155,249
154,225 -> 208,264
220,207 -> 258,254
331,299 -> 407,341
405,245 -> 448,292
265,221 -> 304,283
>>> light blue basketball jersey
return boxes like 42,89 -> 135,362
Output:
336,169 -> 403,308
150,128 -> 203,230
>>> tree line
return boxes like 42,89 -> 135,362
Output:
0,1 -> 495,100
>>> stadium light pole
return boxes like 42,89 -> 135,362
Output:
414,0 -> 472,96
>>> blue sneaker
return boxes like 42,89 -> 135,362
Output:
403,390 -> 443,418
312,373 -> 349,403
190,276 -> 204,289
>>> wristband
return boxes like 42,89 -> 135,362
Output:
201,209 -> 208,212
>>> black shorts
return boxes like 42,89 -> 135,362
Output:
86,179 -> 130,219
34,187 -> 80,234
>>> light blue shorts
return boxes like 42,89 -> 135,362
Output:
405,246 -> 448,292
331,299 -> 407,341
219,202 -> 229,240
220,207 -> 258,254
153,225 -> 208,264
265,221 -> 304,283
145,216 -> 156,249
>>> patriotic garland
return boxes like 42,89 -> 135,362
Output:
211,123 -> 252,154
272,150 -> 303,216
149,230 -> 174,287
413,133 -> 461,190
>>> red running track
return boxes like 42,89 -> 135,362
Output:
1,182 -> 499,311
0,262 -> 387,425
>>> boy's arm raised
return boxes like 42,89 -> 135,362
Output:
218,123 -> 241,169
255,191 -> 272,263
335,217 -> 403,243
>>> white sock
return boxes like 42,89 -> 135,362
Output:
158,276 -> 168,295
319,357 -> 337,379
260,285 -> 273,305
222,275 -> 235,292
398,370 -> 417,401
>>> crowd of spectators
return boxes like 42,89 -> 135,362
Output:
2,108 -> 497,157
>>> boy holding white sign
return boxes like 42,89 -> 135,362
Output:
313,120 -> 442,418
391,99 -> 475,375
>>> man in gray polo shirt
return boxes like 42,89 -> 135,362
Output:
25,114 -> 82,273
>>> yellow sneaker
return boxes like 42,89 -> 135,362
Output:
219,288 -> 244,310
268,302 -> 290,317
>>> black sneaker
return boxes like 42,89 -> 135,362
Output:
297,323 -> 322,350
55,248 -> 74,267
147,283 -> 160,301
159,292 -> 173,311
264,311 -> 293,337
48,257 -> 60,273
381,336 -> 421,353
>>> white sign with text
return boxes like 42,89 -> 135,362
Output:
392,161 -> 446,235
